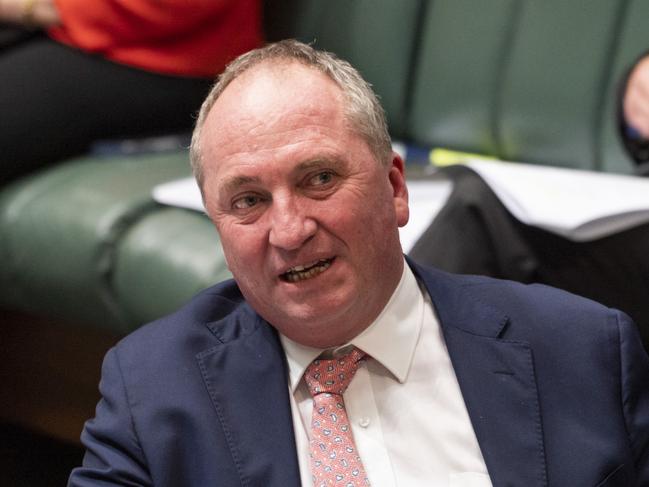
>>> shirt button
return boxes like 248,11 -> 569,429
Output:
358,417 -> 371,428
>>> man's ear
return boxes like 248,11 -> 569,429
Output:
388,151 -> 409,227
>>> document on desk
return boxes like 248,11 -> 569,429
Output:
464,159 -> 649,241
152,177 -> 204,212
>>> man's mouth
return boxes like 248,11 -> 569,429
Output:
280,258 -> 334,282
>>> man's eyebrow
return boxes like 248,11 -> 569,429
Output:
294,157 -> 345,172
220,175 -> 261,194
219,157 -> 345,194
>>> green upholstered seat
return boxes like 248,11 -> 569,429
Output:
0,151 -> 223,332
112,207 -> 230,331
407,0 -> 641,174
498,1 -> 622,169
408,0 -> 519,155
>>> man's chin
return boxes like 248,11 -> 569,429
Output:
279,322 -> 356,349
269,298 -> 368,345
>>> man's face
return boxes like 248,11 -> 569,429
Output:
200,62 -> 409,348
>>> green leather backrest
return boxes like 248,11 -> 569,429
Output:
408,0 -> 519,155
408,0 -> 642,173
0,153 -> 198,331
498,1 -> 622,169
265,0 -> 423,138
113,208 -> 230,330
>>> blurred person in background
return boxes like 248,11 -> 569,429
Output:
0,0 -> 262,183
622,53 -> 649,173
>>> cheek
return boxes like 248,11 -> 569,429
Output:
216,223 -> 265,271
324,187 -> 394,241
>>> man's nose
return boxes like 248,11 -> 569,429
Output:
268,197 -> 317,250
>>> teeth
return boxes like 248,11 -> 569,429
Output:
283,259 -> 332,282
287,259 -> 328,273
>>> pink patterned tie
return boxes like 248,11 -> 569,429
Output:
304,347 -> 371,486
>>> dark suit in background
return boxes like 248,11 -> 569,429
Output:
410,165 -> 649,351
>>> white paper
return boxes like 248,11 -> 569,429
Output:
152,177 -> 204,212
464,159 -> 649,241
400,179 -> 453,251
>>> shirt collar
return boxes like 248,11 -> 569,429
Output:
280,261 -> 424,392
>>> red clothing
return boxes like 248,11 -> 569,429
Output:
48,0 -> 263,78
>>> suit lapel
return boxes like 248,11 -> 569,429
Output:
196,303 -> 301,487
411,260 -> 548,487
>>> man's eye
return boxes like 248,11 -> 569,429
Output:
232,195 -> 261,210
309,171 -> 335,186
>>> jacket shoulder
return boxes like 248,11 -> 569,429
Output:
114,279 -> 249,359
412,261 -> 627,341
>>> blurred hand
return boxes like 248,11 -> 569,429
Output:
624,54 -> 649,139
0,0 -> 60,27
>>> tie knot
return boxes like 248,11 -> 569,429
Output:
304,347 -> 366,397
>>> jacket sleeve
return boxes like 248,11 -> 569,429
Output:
68,347 -> 152,487
617,311 -> 649,484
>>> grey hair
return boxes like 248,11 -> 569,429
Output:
189,39 -> 392,189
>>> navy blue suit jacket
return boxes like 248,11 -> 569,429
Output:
69,262 -> 649,486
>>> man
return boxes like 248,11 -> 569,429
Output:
69,40 -> 649,486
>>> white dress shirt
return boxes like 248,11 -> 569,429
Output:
280,262 -> 492,487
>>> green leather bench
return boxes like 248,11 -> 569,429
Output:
0,152 -> 229,332
3,0 -> 649,442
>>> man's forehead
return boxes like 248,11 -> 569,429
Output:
228,59 -> 325,91
210,61 -> 342,121
201,61 -> 346,157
